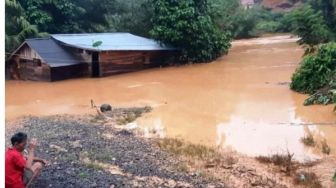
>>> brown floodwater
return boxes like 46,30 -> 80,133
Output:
6,35 -> 336,160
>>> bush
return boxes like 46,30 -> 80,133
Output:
251,21 -> 282,36
291,42 -> 336,105
286,5 -> 331,48
217,5 -> 287,39
150,0 -> 231,63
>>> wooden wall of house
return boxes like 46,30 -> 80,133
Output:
18,60 -> 51,81
17,44 -> 44,60
99,51 -> 176,76
10,45 -> 52,81
50,64 -> 89,81
10,44 -> 89,81
62,45 -> 92,76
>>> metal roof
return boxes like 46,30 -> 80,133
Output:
51,33 -> 176,52
25,38 -> 85,67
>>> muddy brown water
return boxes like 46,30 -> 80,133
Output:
6,35 -> 336,160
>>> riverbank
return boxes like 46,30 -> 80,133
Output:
5,109 -> 336,188
6,114 -> 225,188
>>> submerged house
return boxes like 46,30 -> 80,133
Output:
7,33 -> 177,81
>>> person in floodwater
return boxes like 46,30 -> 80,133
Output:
5,132 -> 47,188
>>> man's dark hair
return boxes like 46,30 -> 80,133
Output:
11,132 -> 27,145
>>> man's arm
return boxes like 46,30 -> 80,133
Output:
33,157 -> 47,165
25,138 -> 37,169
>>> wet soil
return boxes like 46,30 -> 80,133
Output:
5,115 -> 226,188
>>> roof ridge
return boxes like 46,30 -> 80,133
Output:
51,32 -> 131,36
25,37 -> 51,41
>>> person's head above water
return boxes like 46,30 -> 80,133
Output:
11,132 -> 28,152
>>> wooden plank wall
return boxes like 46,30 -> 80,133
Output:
99,51 -> 175,76
12,45 -> 51,81
62,46 -> 92,77
17,44 -> 44,60
18,61 -> 51,81
50,64 -> 89,81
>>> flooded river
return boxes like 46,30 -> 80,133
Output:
6,35 -> 336,160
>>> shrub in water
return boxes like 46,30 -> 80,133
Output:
291,42 -> 336,105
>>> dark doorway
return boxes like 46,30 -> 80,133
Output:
92,52 -> 100,77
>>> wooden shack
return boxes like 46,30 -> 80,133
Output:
7,38 -> 88,81
7,33 -> 178,81
52,33 -> 177,77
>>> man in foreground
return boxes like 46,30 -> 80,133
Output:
5,132 -> 47,188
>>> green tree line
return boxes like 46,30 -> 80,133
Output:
5,0 -> 290,62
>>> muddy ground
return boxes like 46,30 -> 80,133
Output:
5,114 -> 226,188
5,107 -> 336,188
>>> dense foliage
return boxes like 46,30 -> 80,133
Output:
5,0 -> 151,53
107,0 -> 153,37
285,5 -> 330,48
309,0 -> 336,34
286,0 -> 336,47
6,0 -> 296,63
5,0 -> 41,53
291,43 -> 336,105
287,0 -> 336,106
210,0 -> 289,38
150,0 -> 231,63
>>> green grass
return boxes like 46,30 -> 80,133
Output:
78,172 -> 88,179
157,138 -> 219,160
85,162 -> 105,171
93,152 -> 114,162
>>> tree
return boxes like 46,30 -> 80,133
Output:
287,5 -> 330,49
5,0 -> 40,53
17,0 -> 115,33
19,0 -> 87,33
309,0 -> 336,34
209,0 -> 241,36
150,0 -> 231,63
291,42 -> 336,105
74,0 -> 118,32
106,0 -> 153,37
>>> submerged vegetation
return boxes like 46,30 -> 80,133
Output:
256,153 -> 323,188
288,0 -> 336,106
290,42 -> 336,105
301,133 -> 315,147
149,0 -> 232,63
300,130 -> 332,154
